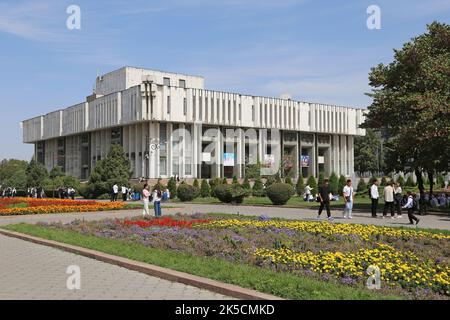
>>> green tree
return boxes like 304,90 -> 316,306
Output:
329,172 -> 339,195
193,179 -> 200,198
49,166 -> 65,180
200,179 -> 210,198
26,160 -> 48,188
362,22 -> 450,195
86,145 -> 132,198
295,176 -> 304,197
222,178 -> 228,184
0,159 -> 28,186
232,175 -> 239,185
285,176 -> 293,186
396,175 -> 405,186
338,175 -> 346,196
242,177 -> 251,190
354,129 -> 385,174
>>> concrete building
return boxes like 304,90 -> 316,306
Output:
22,67 -> 365,181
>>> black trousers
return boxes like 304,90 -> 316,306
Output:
371,198 -> 378,217
408,208 -> 419,224
395,200 -> 402,216
383,201 -> 395,217
318,201 -> 331,218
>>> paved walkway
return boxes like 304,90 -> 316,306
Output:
0,234 -> 233,300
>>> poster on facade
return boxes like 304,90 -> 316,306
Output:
318,156 -> 325,164
263,154 -> 275,168
300,155 -> 310,167
223,153 -> 235,167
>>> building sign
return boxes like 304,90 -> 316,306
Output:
223,153 -> 235,167
263,154 -> 275,168
318,156 -> 325,164
202,152 -> 211,162
300,155 -> 310,167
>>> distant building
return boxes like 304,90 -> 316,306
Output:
22,67 -> 365,180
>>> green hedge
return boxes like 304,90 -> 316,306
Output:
266,183 -> 295,205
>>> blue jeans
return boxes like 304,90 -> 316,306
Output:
344,201 -> 353,218
154,201 -> 162,217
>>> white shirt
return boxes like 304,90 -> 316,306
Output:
402,196 -> 413,209
370,184 -> 379,199
121,186 -> 127,193
152,190 -> 161,202
113,185 -> 119,194
304,186 -> 312,195
343,185 -> 353,201
383,185 -> 394,202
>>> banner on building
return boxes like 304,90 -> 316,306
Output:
300,155 -> 310,167
223,153 -> 235,167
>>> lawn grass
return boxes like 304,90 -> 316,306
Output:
2,223 -> 402,300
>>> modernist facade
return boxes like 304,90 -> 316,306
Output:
22,67 -> 366,181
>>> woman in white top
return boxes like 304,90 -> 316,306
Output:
152,186 -> 163,217
393,182 -> 403,218
142,184 -> 151,218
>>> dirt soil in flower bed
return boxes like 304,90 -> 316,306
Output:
0,197 -> 125,215
36,214 -> 450,299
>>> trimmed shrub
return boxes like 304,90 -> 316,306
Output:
167,178 -> 177,199
232,175 -> 238,185
296,177 -> 304,197
209,178 -> 222,197
265,176 -> 277,189
177,183 -> 198,202
222,178 -> 228,184
396,175 -> 404,186
381,176 -> 388,186
285,176 -> 293,186
405,175 -> 416,187
318,172 -> 325,188
252,177 -> 265,197
214,184 -> 246,204
338,175 -> 346,196
329,172 -> 338,195
266,183 -> 295,205
242,177 -> 251,197
307,176 -> 317,195
200,179 -> 211,198
357,178 -> 367,193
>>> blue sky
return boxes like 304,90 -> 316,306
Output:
0,0 -> 449,160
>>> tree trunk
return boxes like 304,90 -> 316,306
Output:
415,168 -> 424,194
428,170 -> 434,196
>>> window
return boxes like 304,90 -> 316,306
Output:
239,103 -> 242,121
251,105 -> 255,122
183,98 -> 187,116
167,96 -> 171,114
211,97 -> 214,122
205,96 -> 209,121
163,77 -> 170,86
217,98 -> 220,121
260,103 -> 263,124
228,101 -> 231,123
199,95 -> 203,120
233,101 -> 237,123
193,96 -> 196,119
179,79 -> 186,88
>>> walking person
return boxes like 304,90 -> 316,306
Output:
121,185 -> 128,202
152,186 -> 162,217
112,183 -> 119,202
394,182 -> 403,218
383,181 -> 395,219
304,184 -> 313,202
370,178 -> 379,218
403,191 -> 420,225
317,179 -> 333,221
142,184 -> 151,219
342,179 -> 354,219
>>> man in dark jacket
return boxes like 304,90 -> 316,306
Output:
317,179 -> 333,221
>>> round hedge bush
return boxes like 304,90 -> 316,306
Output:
266,183 -> 295,205
214,184 -> 246,204
177,183 -> 198,202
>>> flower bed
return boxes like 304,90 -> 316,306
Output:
36,214 -> 450,298
0,197 -> 124,215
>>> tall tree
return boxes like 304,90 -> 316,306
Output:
354,129 -> 385,174
362,22 -> 450,194
87,145 -> 132,198
25,160 -> 48,188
